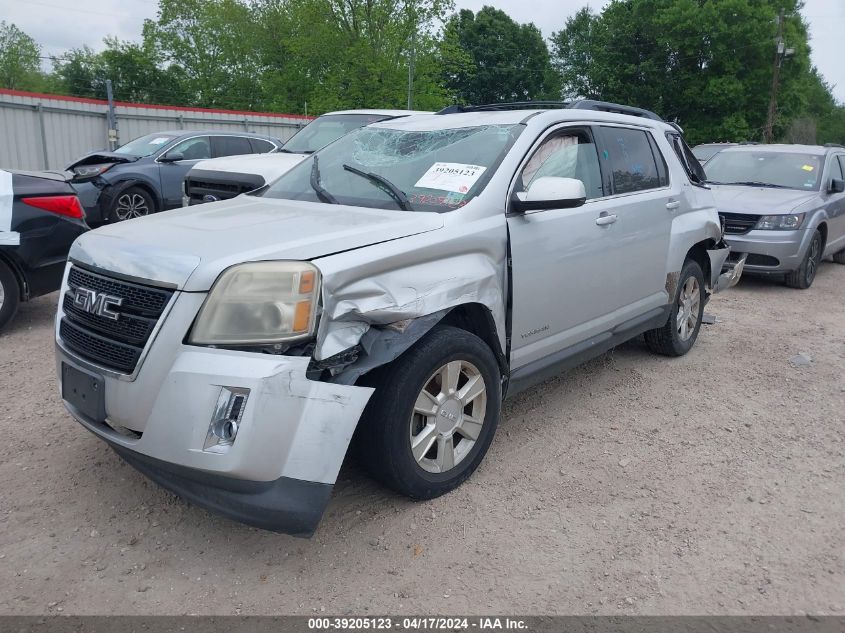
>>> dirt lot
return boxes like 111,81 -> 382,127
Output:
0,263 -> 843,616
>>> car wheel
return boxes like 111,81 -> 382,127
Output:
785,230 -> 822,289
832,248 -> 845,265
644,259 -> 705,357
356,325 -> 501,499
109,187 -> 154,222
0,261 -> 21,332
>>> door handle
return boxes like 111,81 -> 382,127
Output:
666,200 -> 681,210
595,213 -> 617,226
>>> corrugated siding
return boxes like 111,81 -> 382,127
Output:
0,90 -> 309,171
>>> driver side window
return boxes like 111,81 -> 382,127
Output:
520,129 -> 604,200
167,136 -> 211,161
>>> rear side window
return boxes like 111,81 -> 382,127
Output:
249,138 -> 276,154
667,133 -> 707,185
597,127 -> 663,194
212,136 -> 253,158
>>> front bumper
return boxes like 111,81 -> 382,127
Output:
56,288 -> 374,536
707,241 -> 745,292
110,442 -> 332,536
723,228 -> 811,273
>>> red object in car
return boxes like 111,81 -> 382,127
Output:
22,195 -> 85,219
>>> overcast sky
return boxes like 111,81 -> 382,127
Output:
6,0 -> 845,102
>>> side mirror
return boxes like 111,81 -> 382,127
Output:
829,178 -> 845,194
160,152 -> 184,163
511,177 -> 587,213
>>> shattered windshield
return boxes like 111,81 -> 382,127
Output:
262,124 -> 523,212
705,151 -> 823,190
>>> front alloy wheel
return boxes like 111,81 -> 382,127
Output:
785,230 -> 822,289
112,188 -> 152,221
410,360 -> 487,474
356,325 -> 501,500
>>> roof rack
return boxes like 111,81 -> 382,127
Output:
436,99 -> 663,121
824,143 -> 844,148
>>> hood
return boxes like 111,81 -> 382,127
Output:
68,196 -> 444,291
66,151 -> 139,170
190,152 -> 308,184
710,185 -> 819,215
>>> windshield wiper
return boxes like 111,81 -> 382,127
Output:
342,164 -> 412,211
707,180 -> 789,188
310,155 -> 338,204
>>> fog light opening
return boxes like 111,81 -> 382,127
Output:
204,387 -> 250,452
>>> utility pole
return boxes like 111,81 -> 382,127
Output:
764,8 -> 793,144
105,79 -> 119,151
407,29 -> 416,110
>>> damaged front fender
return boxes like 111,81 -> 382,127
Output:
312,226 -> 508,365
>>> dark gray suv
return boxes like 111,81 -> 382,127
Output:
68,131 -> 282,224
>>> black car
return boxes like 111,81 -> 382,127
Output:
0,169 -> 89,331
68,130 -> 282,225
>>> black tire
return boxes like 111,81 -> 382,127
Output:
832,248 -> 845,265
785,229 -> 822,289
0,261 -> 21,332
356,325 -> 502,499
645,259 -> 705,357
108,186 -> 154,222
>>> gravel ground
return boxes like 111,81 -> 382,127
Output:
0,262 -> 843,616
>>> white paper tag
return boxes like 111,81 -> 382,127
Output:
414,162 -> 487,193
149,137 -> 170,145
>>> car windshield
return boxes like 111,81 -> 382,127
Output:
282,114 -> 393,154
262,123 -> 523,212
705,150 -> 823,190
693,145 -> 728,162
114,133 -> 179,157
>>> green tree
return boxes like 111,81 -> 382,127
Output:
51,46 -> 101,98
142,0 -> 265,109
442,6 -> 559,104
258,0 -> 453,114
550,0 -> 833,145
0,21 -> 43,90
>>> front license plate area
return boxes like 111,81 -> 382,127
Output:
62,362 -> 106,423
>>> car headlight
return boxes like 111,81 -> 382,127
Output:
756,213 -> 805,230
189,261 -> 320,346
72,163 -> 115,179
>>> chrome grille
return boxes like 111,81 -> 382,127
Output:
60,266 -> 173,374
719,212 -> 759,235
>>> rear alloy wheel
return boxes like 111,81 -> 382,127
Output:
644,259 -> 705,357
110,187 -> 153,222
785,230 -> 822,289
0,261 -> 21,332
356,325 -> 501,499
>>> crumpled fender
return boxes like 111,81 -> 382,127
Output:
311,221 -> 508,363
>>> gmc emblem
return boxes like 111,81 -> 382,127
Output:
73,287 -> 123,321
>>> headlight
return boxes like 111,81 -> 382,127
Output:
756,213 -> 805,230
72,163 -> 115,179
189,261 -> 320,345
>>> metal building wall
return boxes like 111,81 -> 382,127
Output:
0,89 -> 310,171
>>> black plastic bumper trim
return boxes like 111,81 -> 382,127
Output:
108,442 -> 332,537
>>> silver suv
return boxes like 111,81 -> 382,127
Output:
706,143 -> 845,289
55,101 -> 742,536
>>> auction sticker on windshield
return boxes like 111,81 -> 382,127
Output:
415,162 -> 487,193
